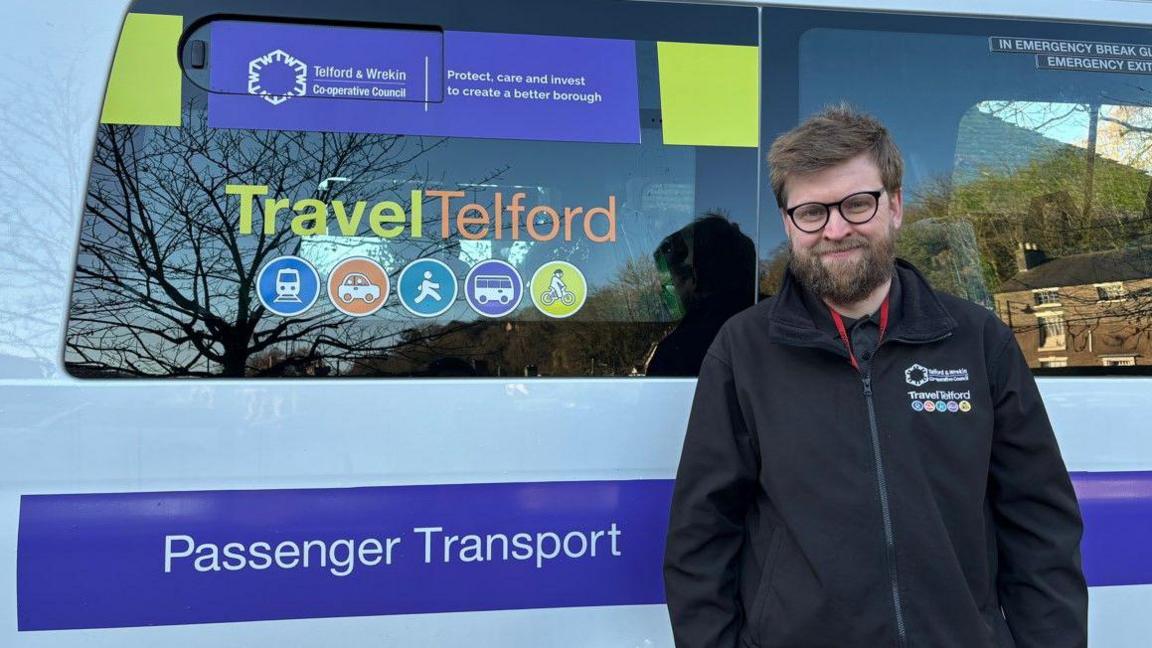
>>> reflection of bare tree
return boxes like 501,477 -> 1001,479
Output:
1096,105 -> 1152,175
67,109 -> 454,377
0,50 -> 93,369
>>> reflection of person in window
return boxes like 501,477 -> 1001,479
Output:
645,214 -> 756,376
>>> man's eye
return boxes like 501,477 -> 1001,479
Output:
796,206 -> 825,221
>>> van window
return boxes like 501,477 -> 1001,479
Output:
66,0 -> 759,378
762,8 -> 1152,373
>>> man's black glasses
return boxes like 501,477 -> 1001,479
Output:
785,190 -> 884,233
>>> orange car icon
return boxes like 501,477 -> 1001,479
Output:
338,273 -> 381,304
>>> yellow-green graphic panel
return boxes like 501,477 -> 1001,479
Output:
100,13 -> 183,126
657,42 -> 758,147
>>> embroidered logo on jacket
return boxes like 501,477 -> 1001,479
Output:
907,390 -> 973,414
905,363 -> 969,387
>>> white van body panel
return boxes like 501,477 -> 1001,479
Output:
2,0 -> 1151,645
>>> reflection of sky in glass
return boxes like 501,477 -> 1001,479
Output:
977,101 -> 1088,148
975,101 -> 1152,174
301,236 -> 398,276
458,240 -> 493,267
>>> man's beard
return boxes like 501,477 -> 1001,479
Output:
788,226 -> 896,305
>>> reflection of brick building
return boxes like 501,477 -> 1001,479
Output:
994,246 -> 1152,368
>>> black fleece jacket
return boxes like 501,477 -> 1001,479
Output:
664,260 -> 1087,648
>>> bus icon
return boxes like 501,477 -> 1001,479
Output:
464,260 -> 522,317
473,274 -> 514,304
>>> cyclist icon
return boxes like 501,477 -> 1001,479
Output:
540,269 -> 577,306
530,261 -> 585,318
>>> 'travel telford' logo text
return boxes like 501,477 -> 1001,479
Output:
226,184 -> 617,243
907,390 -> 972,401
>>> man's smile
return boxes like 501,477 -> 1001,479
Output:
815,241 -> 868,261
821,248 -> 861,260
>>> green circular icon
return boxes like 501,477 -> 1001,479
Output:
530,261 -> 587,318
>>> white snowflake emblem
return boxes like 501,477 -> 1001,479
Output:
247,49 -> 307,106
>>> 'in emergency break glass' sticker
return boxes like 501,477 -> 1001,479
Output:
990,36 -> 1152,76
208,24 -> 640,144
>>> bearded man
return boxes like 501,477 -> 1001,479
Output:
663,105 -> 1087,648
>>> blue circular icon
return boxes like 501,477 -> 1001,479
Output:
935,401 -> 948,413
398,258 -> 458,318
911,400 -> 924,412
947,401 -> 959,413
464,259 -> 523,318
257,256 -> 321,316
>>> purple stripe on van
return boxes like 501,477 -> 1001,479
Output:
14,473 -> 1151,631
17,480 -> 672,631
1071,471 -> 1152,587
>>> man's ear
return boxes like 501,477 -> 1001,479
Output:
888,188 -> 904,230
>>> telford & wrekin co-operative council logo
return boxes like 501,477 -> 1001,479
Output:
248,49 -> 308,106
904,363 -> 970,387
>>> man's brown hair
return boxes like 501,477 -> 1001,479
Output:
767,103 -> 903,208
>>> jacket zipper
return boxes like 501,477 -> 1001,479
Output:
862,371 -> 908,648
779,320 -> 949,645
781,326 -> 951,646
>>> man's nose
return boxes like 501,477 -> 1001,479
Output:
822,206 -> 853,240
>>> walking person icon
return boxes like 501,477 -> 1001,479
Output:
415,271 -> 441,304
398,258 -> 459,318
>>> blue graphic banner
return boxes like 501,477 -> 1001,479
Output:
207,26 -> 640,144
17,480 -> 671,631
16,473 -> 1151,631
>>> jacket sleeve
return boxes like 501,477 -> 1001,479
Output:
664,345 -> 759,648
987,328 -> 1088,647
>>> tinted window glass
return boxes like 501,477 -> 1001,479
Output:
762,8 -> 1152,373
66,0 -> 759,378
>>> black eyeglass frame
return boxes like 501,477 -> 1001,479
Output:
784,189 -> 884,233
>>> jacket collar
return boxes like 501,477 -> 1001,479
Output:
766,258 -> 957,349
797,267 -> 903,336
